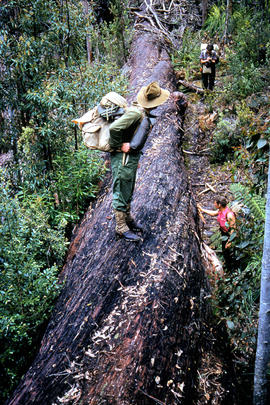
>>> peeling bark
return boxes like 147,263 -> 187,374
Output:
7,19 -> 235,405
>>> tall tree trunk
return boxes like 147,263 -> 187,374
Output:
253,157 -> 270,405
201,0 -> 208,25
223,0 -> 233,43
82,0 -> 93,64
6,14 -> 235,405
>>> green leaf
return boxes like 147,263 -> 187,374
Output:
236,241 -> 250,249
257,138 -> 267,149
226,320 -> 235,330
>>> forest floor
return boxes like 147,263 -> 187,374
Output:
181,73 -> 237,266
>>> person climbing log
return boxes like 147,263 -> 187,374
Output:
200,44 -> 219,90
109,81 -> 170,242
198,196 -> 236,272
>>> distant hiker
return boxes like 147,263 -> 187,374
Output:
171,91 -> 188,115
109,82 -> 170,242
198,196 -> 236,271
200,44 -> 219,90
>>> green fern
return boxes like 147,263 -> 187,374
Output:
203,5 -> 226,36
230,183 -> 265,222
245,254 -> 262,281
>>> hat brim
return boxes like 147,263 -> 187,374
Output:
137,87 -> 170,108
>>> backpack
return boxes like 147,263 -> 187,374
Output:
72,93 -> 126,152
200,43 -> 219,54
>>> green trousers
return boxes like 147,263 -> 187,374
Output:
111,151 -> 141,212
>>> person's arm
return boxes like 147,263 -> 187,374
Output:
200,57 -> 208,64
197,204 -> 218,217
200,51 -> 211,65
225,211 -> 236,248
109,109 -> 141,149
210,52 -> 219,64
227,211 -> 236,228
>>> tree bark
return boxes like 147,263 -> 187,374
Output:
253,156 -> 270,405
6,18 -> 235,405
223,0 -> 233,43
201,0 -> 208,25
82,0 -> 93,64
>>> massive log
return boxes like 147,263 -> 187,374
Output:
7,17 -> 235,405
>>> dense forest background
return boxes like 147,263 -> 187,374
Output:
0,0 -> 269,403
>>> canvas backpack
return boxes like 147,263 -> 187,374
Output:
72,92 -> 126,152
200,43 -> 219,54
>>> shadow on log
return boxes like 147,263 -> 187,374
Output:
7,20 -> 235,405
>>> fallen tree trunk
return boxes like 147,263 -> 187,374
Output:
7,17 -> 235,405
178,79 -> 204,94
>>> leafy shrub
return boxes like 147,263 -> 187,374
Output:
214,266 -> 259,361
52,148 -> 107,222
210,96 -> 270,166
231,9 -> 270,67
0,170 -> 67,400
203,4 -> 226,38
222,8 -> 268,99
214,183 -> 265,363
224,58 -> 264,99
0,1 -> 130,401
209,114 -> 242,163
22,61 -> 128,167
230,183 -> 265,254
171,29 -> 201,79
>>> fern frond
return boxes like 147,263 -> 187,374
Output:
245,254 -> 262,276
203,5 -> 226,36
230,183 -> 265,222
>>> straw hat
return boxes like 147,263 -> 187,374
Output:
100,92 -> 127,108
137,82 -> 170,108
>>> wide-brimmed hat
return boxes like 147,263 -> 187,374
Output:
100,92 -> 127,108
137,82 -> 170,108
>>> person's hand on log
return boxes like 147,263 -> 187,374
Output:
197,204 -> 206,224
121,143 -> 130,153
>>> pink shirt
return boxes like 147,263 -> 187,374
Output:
217,207 -> 234,232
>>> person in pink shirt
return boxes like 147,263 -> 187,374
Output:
198,196 -> 236,272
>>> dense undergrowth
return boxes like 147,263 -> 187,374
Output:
173,3 -> 270,402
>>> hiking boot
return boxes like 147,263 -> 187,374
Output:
114,210 -> 141,242
126,217 -> 144,233
120,230 -> 141,242
126,205 -> 144,233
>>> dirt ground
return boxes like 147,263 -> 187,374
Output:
182,83 -> 234,255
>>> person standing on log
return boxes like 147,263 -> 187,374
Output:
200,44 -> 219,91
109,82 -> 170,242
198,196 -> 236,272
